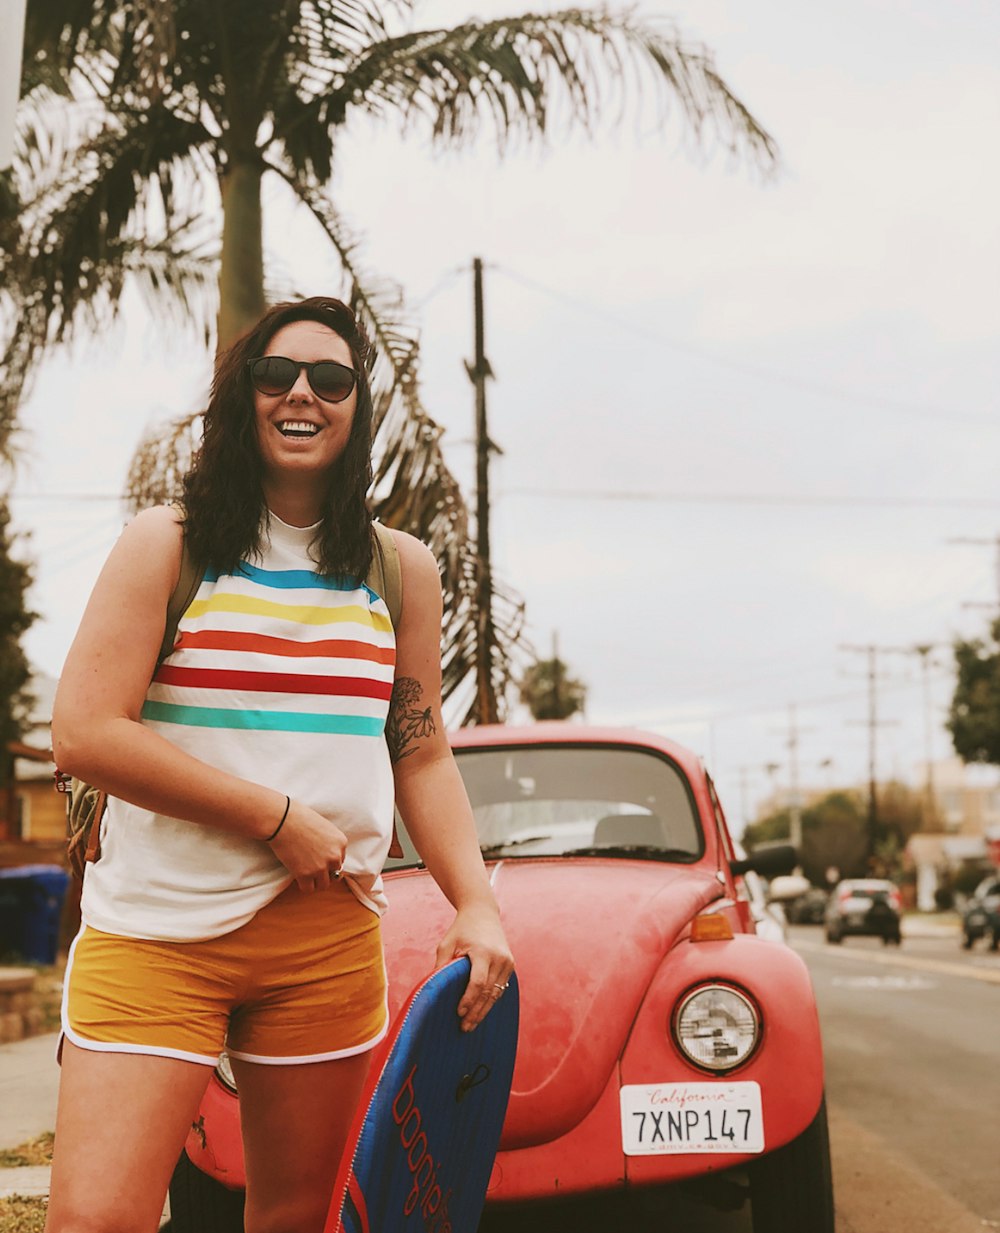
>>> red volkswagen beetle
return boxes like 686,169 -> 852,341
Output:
168,724 -> 833,1233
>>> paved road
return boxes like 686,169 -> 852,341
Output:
790,922 -> 1000,1232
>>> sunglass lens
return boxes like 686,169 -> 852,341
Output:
311,362 -> 356,402
251,356 -> 297,395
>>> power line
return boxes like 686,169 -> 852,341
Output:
10,492 -> 123,502
494,265 -> 995,428
503,487 -> 1000,511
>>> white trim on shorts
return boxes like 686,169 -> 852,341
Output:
227,991 -> 389,1066
60,928 -> 220,1066
61,925 -> 390,1068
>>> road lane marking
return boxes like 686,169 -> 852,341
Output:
831,974 -> 936,990
793,939 -> 1000,986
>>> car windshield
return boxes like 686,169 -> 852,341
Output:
386,743 -> 703,869
844,883 -> 892,902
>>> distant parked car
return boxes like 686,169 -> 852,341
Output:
786,886 -> 830,926
731,844 -> 809,943
961,876 -> 1000,950
825,878 -> 902,945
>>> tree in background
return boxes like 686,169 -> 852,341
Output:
947,618 -> 1000,766
746,779 -> 926,884
4,0 -> 777,719
519,652 -> 587,721
745,791 -> 868,886
0,501 -> 36,790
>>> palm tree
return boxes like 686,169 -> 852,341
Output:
4,1 -> 777,719
519,651 -> 587,721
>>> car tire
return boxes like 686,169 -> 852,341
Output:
167,1151 -> 245,1233
962,932 -> 974,950
748,1095 -> 835,1233
825,930 -> 841,944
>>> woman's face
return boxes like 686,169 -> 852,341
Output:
252,319 -> 358,486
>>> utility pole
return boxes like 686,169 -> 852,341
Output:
883,643 -> 944,828
916,645 -> 939,826
551,630 -> 563,717
841,645 -> 883,868
465,257 -> 500,723
768,706 -> 814,854
915,645 -> 937,826
787,704 -> 803,854
0,0 -> 27,174
841,644 -> 907,868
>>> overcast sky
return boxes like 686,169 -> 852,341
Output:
10,0 -> 1000,831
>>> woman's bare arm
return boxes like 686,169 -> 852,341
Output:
52,506 -> 346,888
388,530 -> 514,1029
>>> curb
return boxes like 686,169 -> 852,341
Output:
901,918 -> 960,938
0,1167 -> 171,1227
0,1165 -> 49,1199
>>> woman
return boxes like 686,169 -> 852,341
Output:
49,296 -> 513,1233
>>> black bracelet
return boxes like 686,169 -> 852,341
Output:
265,795 -> 290,843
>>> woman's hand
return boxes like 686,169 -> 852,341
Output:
436,903 -> 515,1032
267,798 -> 348,892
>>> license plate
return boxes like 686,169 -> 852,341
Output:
620,1082 -> 764,1155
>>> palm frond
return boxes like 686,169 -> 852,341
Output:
1,87 -> 216,442
125,409 -> 204,510
321,7 -> 777,168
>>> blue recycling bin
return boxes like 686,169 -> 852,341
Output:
0,865 -> 70,964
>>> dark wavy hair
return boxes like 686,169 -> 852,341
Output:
182,297 -> 375,581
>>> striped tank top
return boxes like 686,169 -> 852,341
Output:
80,513 -> 397,942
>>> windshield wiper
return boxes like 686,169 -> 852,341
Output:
480,835 -> 554,858
561,845 -> 696,862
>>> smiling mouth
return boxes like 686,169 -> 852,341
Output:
277,420 -> 320,439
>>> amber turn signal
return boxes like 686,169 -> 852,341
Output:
690,913 -> 734,942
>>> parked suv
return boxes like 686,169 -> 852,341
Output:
825,878 -> 902,945
961,876 -> 1000,950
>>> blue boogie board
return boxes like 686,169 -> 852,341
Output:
324,957 -> 519,1233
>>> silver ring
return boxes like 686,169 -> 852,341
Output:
493,982 -> 509,992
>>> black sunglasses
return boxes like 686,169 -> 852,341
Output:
247,356 -> 358,403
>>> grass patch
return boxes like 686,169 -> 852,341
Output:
0,1134 -> 54,1168
0,1195 -> 47,1232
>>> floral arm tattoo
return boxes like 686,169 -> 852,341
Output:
386,676 -> 437,763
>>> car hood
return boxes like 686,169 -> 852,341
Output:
382,858 -> 724,1149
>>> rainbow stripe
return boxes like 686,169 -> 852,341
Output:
141,557 -> 395,739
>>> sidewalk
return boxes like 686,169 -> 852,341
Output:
901,911 -> 961,938
0,1031 -> 59,1201
0,1033 -> 171,1226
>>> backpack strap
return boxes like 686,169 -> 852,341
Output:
159,534 -> 204,663
368,521 -> 402,629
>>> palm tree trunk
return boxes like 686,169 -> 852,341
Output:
217,159 -> 266,351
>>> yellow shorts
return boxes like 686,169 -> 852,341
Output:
63,881 -> 387,1066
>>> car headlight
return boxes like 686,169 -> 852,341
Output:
215,1051 -> 238,1093
673,984 -> 761,1072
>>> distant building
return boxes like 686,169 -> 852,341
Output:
1,671 -> 65,859
919,756 -> 1000,836
905,757 -> 1000,909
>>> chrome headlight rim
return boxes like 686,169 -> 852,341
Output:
672,981 -> 762,1075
